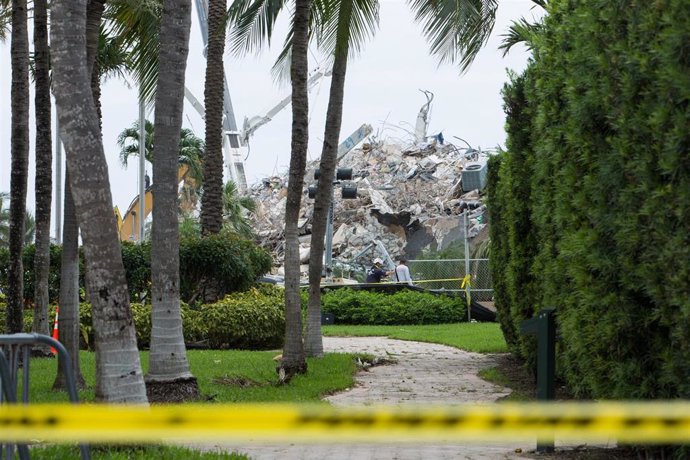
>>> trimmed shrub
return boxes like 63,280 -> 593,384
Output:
320,288 -> 466,325
200,286 -> 284,350
491,0 -> 690,411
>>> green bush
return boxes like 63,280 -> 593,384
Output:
491,0 -> 690,410
1,285 -> 285,351
179,233 -> 273,303
200,286 -> 284,350
121,241 -> 151,302
320,288 -> 466,325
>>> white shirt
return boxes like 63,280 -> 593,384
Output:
394,264 -> 412,284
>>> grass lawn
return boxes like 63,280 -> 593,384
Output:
322,322 -> 508,353
29,445 -> 247,460
21,350 -> 357,404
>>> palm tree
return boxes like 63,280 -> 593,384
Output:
117,119 -> 155,165
118,120 -> 205,212
278,0 -> 312,381
222,180 -> 256,238
117,120 -> 205,182
305,0 -> 378,357
0,192 -> 36,248
146,0 -> 199,403
31,0 -> 53,353
200,0 -> 228,236
51,0 -> 147,403
7,0 -> 30,334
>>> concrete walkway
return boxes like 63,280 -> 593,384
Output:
196,337 -> 535,459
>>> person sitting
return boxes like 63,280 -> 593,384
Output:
366,258 -> 389,283
394,258 -> 413,285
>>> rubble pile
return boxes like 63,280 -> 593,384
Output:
248,140 -> 492,275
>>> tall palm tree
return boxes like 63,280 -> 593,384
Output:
31,0 -> 53,352
54,0 -> 106,392
147,0 -> 199,403
222,180 -> 256,238
7,0 -> 30,334
278,0 -> 312,381
200,0 -> 228,236
305,0 -> 378,357
51,0 -> 147,403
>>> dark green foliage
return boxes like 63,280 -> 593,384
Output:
179,233 -> 273,303
0,244 -> 81,304
491,0 -> 690,408
0,235 -> 272,305
320,288 -> 466,325
120,241 -> 151,302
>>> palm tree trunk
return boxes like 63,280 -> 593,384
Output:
31,0 -> 52,354
279,0 -> 311,381
146,0 -> 199,403
306,37 -> 350,358
51,0 -> 148,404
200,0 -> 227,236
6,0 -> 30,334
53,170 -> 86,390
53,0 -> 104,390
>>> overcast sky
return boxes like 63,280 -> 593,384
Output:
0,0 -> 542,238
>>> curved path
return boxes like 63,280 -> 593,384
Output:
199,337 -> 531,459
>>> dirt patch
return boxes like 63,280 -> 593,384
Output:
212,375 -> 270,388
145,377 -> 200,403
490,354 -> 572,401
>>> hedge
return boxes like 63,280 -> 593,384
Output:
0,285 -> 285,351
490,0 -> 690,409
319,288 -> 466,325
0,234 -> 272,305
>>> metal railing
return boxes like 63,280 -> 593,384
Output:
0,333 -> 90,460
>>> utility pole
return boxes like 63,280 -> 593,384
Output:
138,97 -> 146,242
54,116 -> 62,243
464,210 -> 471,322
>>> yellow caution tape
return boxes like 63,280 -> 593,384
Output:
461,274 -> 472,308
0,402 -> 689,444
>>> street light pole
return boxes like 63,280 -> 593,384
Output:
138,97 -> 146,242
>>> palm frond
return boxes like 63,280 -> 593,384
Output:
0,0 -> 10,42
227,0 -> 286,56
498,16 -> 543,57
106,0 -> 162,103
317,0 -> 379,61
407,0 -> 498,72
98,24 -> 132,83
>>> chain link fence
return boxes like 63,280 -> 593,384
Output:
407,259 -> 493,301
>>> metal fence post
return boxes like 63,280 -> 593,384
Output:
520,308 -> 556,453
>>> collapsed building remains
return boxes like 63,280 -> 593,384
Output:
248,138 -> 494,278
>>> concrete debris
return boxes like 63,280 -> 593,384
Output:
247,139 -> 494,275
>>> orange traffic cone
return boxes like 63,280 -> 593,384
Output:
50,306 -> 60,354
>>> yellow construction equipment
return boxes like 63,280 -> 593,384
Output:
114,165 -> 191,241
